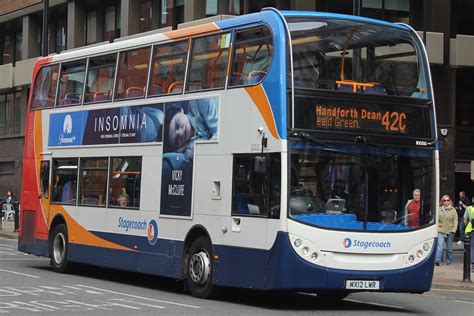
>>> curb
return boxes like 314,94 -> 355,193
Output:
431,283 -> 474,291
0,232 -> 18,239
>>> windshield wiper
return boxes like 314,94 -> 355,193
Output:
289,131 -> 341,152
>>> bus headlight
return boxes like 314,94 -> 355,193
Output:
311,252 -> 319,261
408,255 -> 415,263
416,250 -> 423,258
423,242 -> 430,252
294,239 -> 302,248
302,247 -> 309,255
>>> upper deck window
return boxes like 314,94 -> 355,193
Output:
149,40 -> 188,96
287,17 -> 428,99
229,26 -> 273,87
84,53 -> 117,103
31,64 -> 59,110
115,47 -> 151,100
186,33 -> 231,92
57,60 -> 87,106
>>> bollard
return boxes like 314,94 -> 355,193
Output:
13,202 -> 19,232
462,233 -> 471,283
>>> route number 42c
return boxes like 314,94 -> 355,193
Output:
381,111 -> 406,132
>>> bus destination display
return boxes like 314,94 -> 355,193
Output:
293,96 -> 432,139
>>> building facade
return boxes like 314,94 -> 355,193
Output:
0,0 -> 473,201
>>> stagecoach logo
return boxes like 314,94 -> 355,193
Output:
147,219 -> 159,246
343,238 -> 391,249
58,114 -> 76,145
343,238 -> 352,248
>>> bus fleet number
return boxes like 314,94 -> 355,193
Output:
381,111 -> 406,132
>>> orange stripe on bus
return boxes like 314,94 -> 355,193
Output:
33,111 -> 50,229
50,206 -> 136,252
244,85 -> 279,139
164,23 -> 219,40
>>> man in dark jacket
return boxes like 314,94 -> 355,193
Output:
456,191 -> 470,244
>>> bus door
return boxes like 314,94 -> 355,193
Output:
224,153 -> 281,248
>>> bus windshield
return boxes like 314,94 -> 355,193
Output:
287,16 -> 428,99
289,141 -> 435,232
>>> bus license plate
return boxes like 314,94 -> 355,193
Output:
345,280 -> 380,290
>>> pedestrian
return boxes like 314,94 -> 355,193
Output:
456,191 -> 470,244
2,190 -> 16,206
435,195 -> 458,266
404,189 -> 421,227
463,203 -> 474,270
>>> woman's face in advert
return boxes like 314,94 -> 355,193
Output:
169,111 -> 192,151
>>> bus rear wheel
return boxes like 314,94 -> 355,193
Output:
186,237 -> 215,298
50,224 -> 70,273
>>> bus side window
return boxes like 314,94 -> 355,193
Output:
115,47 -> 151,100
79,158 -> 108,207
40,161 -> 50,198
57,60 -> 87,106
149,40 -> 188,97
186,33 -> 230,92
84,53 -> 117,103
51,158 -> 78,205
232,154 -> 280,218
108,157 -> 142,209
31,65 -> 59,110
229,26 -> 273,87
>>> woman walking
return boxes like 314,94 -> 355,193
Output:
435,195 -> 458,266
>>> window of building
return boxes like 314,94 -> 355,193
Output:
232,154 -> 281,218
40,161 -> 50,198
52,158 -> 78,205
104,5 -> 120,42
84,54 -> 117,103
31,65 -> 59,110
85,11 -> 97,45
361,0 -> 410,23
2,35 -> 11,65
149,40 -> 188,96
0,161 -> 15,175
57,60 -> 86,106
15,31 -> 22,62
0,95 -> 5,135
229,26 -> 273,87
115,47 -> 151,100
140,0 -> 153,32
206,0 -> 218,16
0,91 -> 23,137
315,0 -> 354,15
247,0 -> 276,13
109,157 -> 142,209
79,158 -> 108,207
228,0 -> 244,15
187,33 -> 231,92
56,20 -> 67,53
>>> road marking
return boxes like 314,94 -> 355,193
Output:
0,269 -> 39,278
76,285 -> 200,309
346,298 -> 406,310
454,300 -> 474,305
109,299 -> 166,309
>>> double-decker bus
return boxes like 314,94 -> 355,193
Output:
19,8 -> 438,299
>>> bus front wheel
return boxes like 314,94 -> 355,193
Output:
186,237 -> 215,298
50,224 -> 70,273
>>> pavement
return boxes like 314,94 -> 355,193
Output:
1,219 -> 473,291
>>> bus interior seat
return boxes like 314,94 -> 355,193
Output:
364,85 -> 387,95
61,93 -> 81,105
125,87 -> 144,98
167,81 -> 183,94
94,91 -> 110,102
149,84 -> 163,96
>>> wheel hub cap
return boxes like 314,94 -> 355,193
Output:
189,250 -> 210,285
